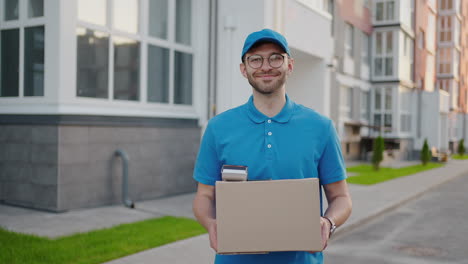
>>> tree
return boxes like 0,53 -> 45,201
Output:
458,139 -> 465,156
421,139 -> 431,166
372,136 -> 385,171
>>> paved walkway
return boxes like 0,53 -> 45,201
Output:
1,159 -> 467,263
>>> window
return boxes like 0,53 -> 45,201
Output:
375,0 -> 394,22
437,79 -> 450,91
0,29 -> 19,96
438,47 -> 452,74
373,87 -> 393,133
400,89 -> 411,133
340,86 -> 353,119
374,31 -> 393,77
24,26 -> 45,96
440,0 -> 453,10
361,90 -> 370,121
362,32 -> 369,65
76,0 -> 194,105
345,23 -> 354,57
28,0 -> 44,18
439,16 -> 452,42
76,28 -> 109,98
1,0 -> 45,97
4,0 -> 19,21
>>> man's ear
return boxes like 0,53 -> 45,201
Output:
240,63 -> 248,78
287,58 -> 294,74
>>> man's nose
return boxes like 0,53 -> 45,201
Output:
260,58 -> 273,71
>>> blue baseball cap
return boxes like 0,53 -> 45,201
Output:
241,29 -> 291,61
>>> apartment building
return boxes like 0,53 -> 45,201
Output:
456,0 -> 468,144
436,0 -> 464,152
0,0 -> 334,211
330,0 -> 373,160
412,0 -> 450,155
369,0 -> 416,160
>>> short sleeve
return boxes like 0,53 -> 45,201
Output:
193,123 -> 222,186
318,120 -> 347,185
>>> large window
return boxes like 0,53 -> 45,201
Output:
438,47 -> 452,74
400,89 -> 411,133
439,16 -> 452,42
375,0 -> 395,22
373,87 -> 393,133
0,0 -> 45,97
374,31 -> 393,77
76,0 -> 194,105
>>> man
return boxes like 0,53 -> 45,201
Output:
192,28 -> 352,264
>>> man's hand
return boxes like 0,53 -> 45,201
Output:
308,217 -> 331,254
193,183 -> 218,252
207,219 -> 218,252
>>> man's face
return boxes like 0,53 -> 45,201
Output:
240,43 -> 294,95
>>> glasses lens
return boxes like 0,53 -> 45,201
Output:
269,54 -> 284,68
248,55 -> 263,69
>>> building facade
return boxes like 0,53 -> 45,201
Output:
436,0 -> 463,153
369,0 -> 416,160
0,0 -> 335,211
330,0 -> 372,160
0,0 -> 210,211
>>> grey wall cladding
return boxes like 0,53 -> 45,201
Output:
0,125 -> 58,210
57,125 -> 200,211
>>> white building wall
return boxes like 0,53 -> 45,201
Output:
215,0 -> 334,117
398,0 -> 413,31
397,31 -> 412,83
215,0 -> 265,114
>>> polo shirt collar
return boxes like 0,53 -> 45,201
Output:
246,94 -> 295,124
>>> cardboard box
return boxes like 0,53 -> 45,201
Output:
215,178 -> 322,254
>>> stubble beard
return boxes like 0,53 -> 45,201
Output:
247,70 -> 287,95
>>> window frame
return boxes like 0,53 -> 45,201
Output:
0,0 -> 46,98
372,86 -> 394,134
373,30 -> 394,78
437,47 -> 452,75
373,0 -> 395,23
75,0 -> 195,107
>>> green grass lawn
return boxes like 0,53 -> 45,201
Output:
452,154 -> 468,160
346,163 -> 444,185
0,216 -> 206,264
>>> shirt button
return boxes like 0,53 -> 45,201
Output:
267,119 -> 272,123
268,132 -> 272,136
267,144 -> 272,148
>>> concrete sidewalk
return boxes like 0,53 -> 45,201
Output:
1,160 -> 467,264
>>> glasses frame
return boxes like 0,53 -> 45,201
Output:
244,53 -> 287,69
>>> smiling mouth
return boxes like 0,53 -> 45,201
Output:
256,74 -> 279,80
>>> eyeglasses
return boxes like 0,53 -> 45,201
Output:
245,53 -> 286,69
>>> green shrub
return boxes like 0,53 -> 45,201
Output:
372,136 -> 385,171
458,139 -> 465,156
421,139 -> 431,165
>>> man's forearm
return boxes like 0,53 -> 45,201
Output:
324,195 -> 352,227
193,192 -> 216,230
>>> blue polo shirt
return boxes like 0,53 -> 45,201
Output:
193,95 -> 346,264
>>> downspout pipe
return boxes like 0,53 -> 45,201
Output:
114,149 -> 135,209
